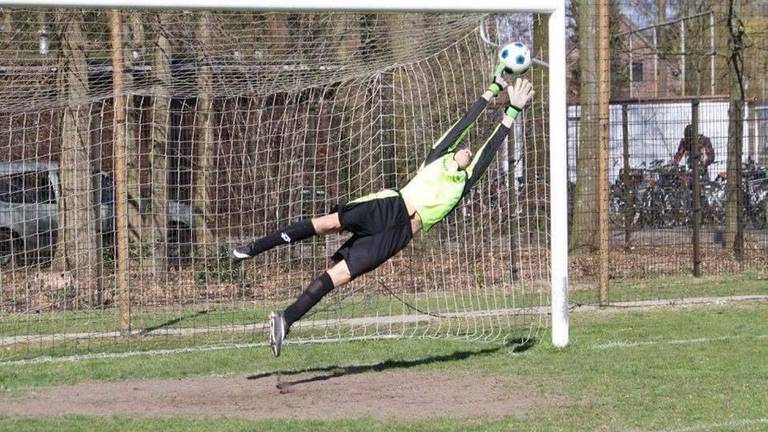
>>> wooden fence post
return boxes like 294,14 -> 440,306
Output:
110,9 -> 131,334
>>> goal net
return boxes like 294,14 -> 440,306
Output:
0,6 -> 564,362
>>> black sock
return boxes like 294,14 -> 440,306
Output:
248,219 -> 316,255
283,272 -> 335,329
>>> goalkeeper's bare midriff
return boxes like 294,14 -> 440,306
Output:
401,195 -> 423,234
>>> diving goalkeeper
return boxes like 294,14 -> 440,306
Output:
231,72 -> 535,357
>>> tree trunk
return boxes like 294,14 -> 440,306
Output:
570,2 -> 599,251
192,11 -> 217,263
53,11 -> 99,305
596,0 -> 611,304
680,0 -> 712,96
388,14 -> 423,65
122,12 -> 144,247
656,0 -> 668,96
326,14 -> 362,201
724,0 -> 745,259
110,9 -> 131,333
2,11 -> 12,47
265,14 -> 289,69
522,14 -> 549,240
332,13 -> 360,66
383,15 -> 420,188
148,13 -> 170,272
261,14 -> 291,229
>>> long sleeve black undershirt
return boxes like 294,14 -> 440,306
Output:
462,123 -> 511,198
422,96 -> 489,167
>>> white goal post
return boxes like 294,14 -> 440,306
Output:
0,0 -> 569,348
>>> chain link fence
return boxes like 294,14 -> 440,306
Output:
568,1 -> 768,304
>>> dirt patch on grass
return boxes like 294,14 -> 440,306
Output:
0,370 -> 562,420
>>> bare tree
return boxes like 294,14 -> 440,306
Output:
260,14 -> 294,227
122,12 -> 144,247
265,13 -> 290,69
570,1 -> 599,251
657,0 -> 669,94
53,11 -> 99,303
1,11 -> 12,47
148,13 -> 171,272
679,0 -> 714,95
522,14 -> 549,238
724,0 -> 745,258
388,14 -> 424,65
332,13 -> 360,64
192,11 -> 217,262
383,15 -> 423,187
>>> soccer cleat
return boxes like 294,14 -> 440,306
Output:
229,244 -> 254,262
269,310 -> 287,357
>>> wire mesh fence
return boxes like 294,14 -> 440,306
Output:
568,98 -> 768,283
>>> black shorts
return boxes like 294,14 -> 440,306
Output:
332,189 -> 413,279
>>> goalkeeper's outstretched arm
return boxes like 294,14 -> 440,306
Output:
462,78 -> 535,196
421,73 -> 509,167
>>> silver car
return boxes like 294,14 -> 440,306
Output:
0,160 -> 195,266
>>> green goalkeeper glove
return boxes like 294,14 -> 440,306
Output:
488,64 -> 509,97
494,62 -> 506,76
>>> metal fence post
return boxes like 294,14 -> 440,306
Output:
622,104 -> 632,251
691,99 -> 702,277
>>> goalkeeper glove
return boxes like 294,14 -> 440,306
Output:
506,78 -> 534,113
487,66 -> 509,97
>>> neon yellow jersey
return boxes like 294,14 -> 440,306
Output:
400,154 -> 468,232
394,95 -> 516,232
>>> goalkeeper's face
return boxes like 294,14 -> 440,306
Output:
454,148 -> 472,170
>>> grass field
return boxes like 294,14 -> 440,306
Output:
3,271 -> 765,338
1,292 -> 767,431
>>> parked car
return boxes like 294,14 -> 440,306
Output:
0,160 -> 195,266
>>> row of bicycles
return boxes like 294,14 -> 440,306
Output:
608,159 -> 768,230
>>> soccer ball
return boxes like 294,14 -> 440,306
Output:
499,42 -> 531,75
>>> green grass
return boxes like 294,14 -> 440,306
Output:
3,271 -> 766,338
2,299 -> 768,431
569,269 -> 768,305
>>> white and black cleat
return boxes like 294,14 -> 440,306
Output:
229,244 -> 254,262
269,311 -> 287,357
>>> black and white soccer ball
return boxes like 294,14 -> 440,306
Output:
499,42 -> 531,75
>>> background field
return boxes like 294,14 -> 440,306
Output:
1,283 -> 767,431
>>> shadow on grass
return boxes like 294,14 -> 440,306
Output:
138,310 -> 210,336
247,336 -> 536,389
